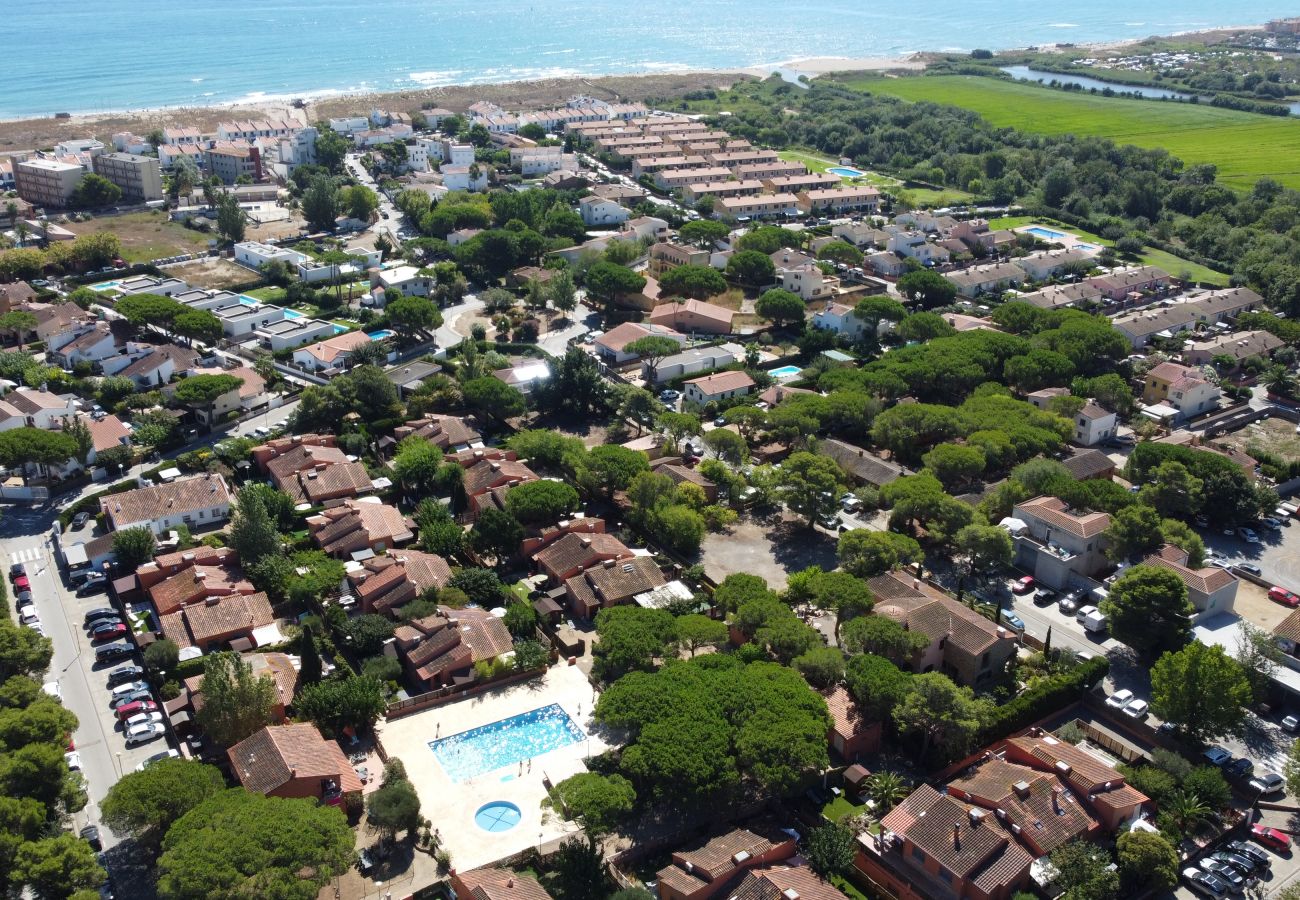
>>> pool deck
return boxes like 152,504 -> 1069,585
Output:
375,664 -> 608,871
1013,224 -> 1096,252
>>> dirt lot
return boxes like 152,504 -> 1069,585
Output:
1216,415 -> 1300,464
0,72 -> 748,152
164,257 -> 257,290
66,209 -> 210,264
699,512 -> 839,590
1232,578 -> 1292,631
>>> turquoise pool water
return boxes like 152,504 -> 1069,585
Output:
429,703 -> 583,782
827,166 -> 865,178
475,801 -> 522,832
367,329 -> 395,340
91,281 -> 121,291
282,309 -> 304,320
1025,226 -> 1067,240
770,365 -> 802,380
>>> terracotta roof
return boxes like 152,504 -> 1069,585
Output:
729,866 -> 848,900
685,370 -> 755,395
298,330 -> 371,365
228,723 -> 362,795
1275,608 -> 1300,643
1144,544 -> 1236,595
190,365 -> 265,400
310,499 -> 413,555
84,414 -> 132,453
568,556 -> 665,606
5,387 -> 74,413
648,298 -> 735,329
947,757 -> 1095,854
1014,496 -> 1110,539
1148,361 -> 1196,383
463,457 -> 538,498
533,532 -> 632,579
294,461 -> 374,504
187,652 -> 297,712
757,384 -> 816,406
456,869 -> 554,900
1004,733 -> 1139,800
594,321 -> 684,353
393,415 -> 481,450
650,459 -> 715,492
149,563 -> 255,615
824,684 -> 869,737
101,474 -> 231,530
881,785 -> 1030,885
162,591 -> 274,649
266,443 -> 350,484
660,827 -> 787,885
819,438 -> 907,486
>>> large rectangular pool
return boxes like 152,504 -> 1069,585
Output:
429,703 -> 584,782
1025,226 -> 1067,240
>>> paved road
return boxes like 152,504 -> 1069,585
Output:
348,154 -> 401,244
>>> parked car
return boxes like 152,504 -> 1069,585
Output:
1238,526 -> 1261,543
658,389 -> 680,402
13,575 -> 30,591
110,680 -> 148,700
1203,746 -> 1233,767
124,722 -> 165,747
76,579 -> 109,597
135,749 -> 180,771
87,616 -> 123,633
1250,823 -> 1292,851
9,562 -> 25,581
80,825 -> 102,852
1058,593 -> 1081,615
19,608 -> 40,628
1106,689 -> 1135,709
105,665 -> 144,688
1123,698 -> 1149,719
110,688 -> 153,710
84,608 -> 118,627
1250,771 -> 1285,796
90,622 -> 127,642
94,642 -> 133,664
1199,858 -> 1245,890
115,699 -> 159,722
71,511 -> 91,529
69,569 -> 104,587
1001,611 -> 1025,631
1227,757 -> 1255,778
1184,867 -> 1228,898
1226,841 -> 1272,868
1239,563 -> 1263,576
42,681 -> 60,700
1208,850 -> 1260,877
1262,517 -> 1283,530
1075,604 -> 1098,623
1033,587 -> 1058,605
1283,715 -> 1299,733
1269,586 -> 1300,607
124,711 -> 165,730
1012,576 -> 1035,595
64,751 -> 82,771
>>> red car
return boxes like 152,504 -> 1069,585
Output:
12,575 -> 30,591
90,623 -> 127,643
1251,823 -> 1292,852
1012,576 -> 1035,595
115,699 -> 158,722
1269,586 -> 1300,608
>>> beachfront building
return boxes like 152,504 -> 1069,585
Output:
14,158 -> 84,208
91,152 -> 163,203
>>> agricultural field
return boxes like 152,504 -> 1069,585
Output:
989,216 -> 1230,286
836,74 -> 1300,191
67,209 -> 211,264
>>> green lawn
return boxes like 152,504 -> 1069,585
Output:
989,215 -> 1231,286
243,285 -> 287,303
777,149 -> 971,207
837,74 -> 1300,191
72,210 -> 211,264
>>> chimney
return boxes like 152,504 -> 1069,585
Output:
1013,780 -> 1031,800
952,824 -> 961,851
1052,788 -> 1064,815
580,537 -> 592,547
603,559 -> 615,568
490,461 -> 501,471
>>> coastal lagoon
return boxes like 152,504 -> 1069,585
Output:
4,0 -> 1299,117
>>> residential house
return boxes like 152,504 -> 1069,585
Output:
946,262 -> 1025,299
641,344 -> 738,384
291,331 -> 373,373
761,173 -> 841,194
1090,265 -> 1171,303
863,785 -> 1033,900
683,371 -> 755,406
390,607 -> 514,688
254,317 -> 336,352
450,869 -> 554,900
1141,361 -> 1221,421
886,231 -> 949,266
824,684 -> 881,761
593,321 -> 687,364
386,361 -> 446,399
348,549 -> 453,616
185,651 -> 298,722
390,415 -> 481,454
459,453 -> 539,522
159,590 -> 278,652
1185,287 -> 1263,324
101,474 -> 232,535
0,281 -> 38,312
714,193 -> 800,220
1184,330 -> 1284,366
1001,730 -> 1149,831
577,196 -> 630,227
533,532 -> 634,583
376,265 -> 435,300
185,365 -> 267,416
308,498 -> 415,556
13,300 -> 88,343
228,723 -> 362,804
832,222 -> 890,249
0,387 -> 79,432
946,757 -> 1099,857
137,546 -> 256,615
1143,543 -> 1237,619
648,298 -> 735,335
1011,247 -> 1095,281
868,572 -> 1018,687
564,556 -> 665,619
1071,401 -> 1117,447
1008,496 -> 1111,589
648,242 -> 711,278
1015,282 -> 1105,311
795,186 -> 881,215
81,414 -> 133,466
105,344 -> 198,389
233,241 -> 310,271
1060,448 -> 1117,482
1111,305 -> 1198,349
651,457 -> 718,502
656,827 -> 798,900
492,361 -> 551,396
866,251 -> 907,278
818,438 -> 908,489
440,164 -> 488,192
810,300 -> 869,340
203,143 -> 263,184
266,441 -> 373,506
680,180 -> 764,203
778,263 -> 840,302
727,865 -> 849,900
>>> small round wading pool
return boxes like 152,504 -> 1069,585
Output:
475,800 -> 522,832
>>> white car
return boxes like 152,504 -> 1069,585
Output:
1283,715 -> 1299,732
124,711 -> 165,729
1106,689 -> 1135,709
42,681 -> 61,700
1123,698 -> 1149,719
1250,772 -> 1285,795
124,722 -> 165,747
64,751 -> 82,771
135,748 -> 180,771
19,608 -> 40,628
110,680 -> 149,700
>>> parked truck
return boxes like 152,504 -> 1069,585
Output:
1083,609 -> 1108,634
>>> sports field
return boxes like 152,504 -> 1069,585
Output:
838,75 -> 1300,191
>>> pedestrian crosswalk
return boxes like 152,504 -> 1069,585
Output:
8,547 -> 43,566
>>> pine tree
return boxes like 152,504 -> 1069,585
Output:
298,624 -> 322,685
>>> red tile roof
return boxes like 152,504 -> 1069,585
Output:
228,723 -> 362,795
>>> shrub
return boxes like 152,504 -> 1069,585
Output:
977,656 -> 1109,745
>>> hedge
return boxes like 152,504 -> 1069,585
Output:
977,655 -> 1110,745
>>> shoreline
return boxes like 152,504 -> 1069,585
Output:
0,23 -> 1272,152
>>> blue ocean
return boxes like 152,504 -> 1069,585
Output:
3,1 -> 1298,118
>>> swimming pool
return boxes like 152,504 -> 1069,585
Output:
827,166 -> 865,178
238,295 -> 261,307
91,281 -> 120,291
1024,226 -> 1067,240
367,329 -> 395,340
429,703 -> 584,783
282,308 -> 304,320
769,365 -> 803,380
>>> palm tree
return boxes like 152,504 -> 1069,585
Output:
1265,365 -> 1296,399
1165,789 -> 1211,834
867,772 -> 909,817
